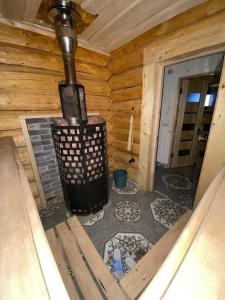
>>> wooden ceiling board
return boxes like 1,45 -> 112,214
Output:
107,0 -> 207,50
85,0 -> 177,46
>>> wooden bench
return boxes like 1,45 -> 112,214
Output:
46,210 -> 192,300
0,136 -> 193,299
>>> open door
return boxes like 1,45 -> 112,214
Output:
170,76 -> 211,168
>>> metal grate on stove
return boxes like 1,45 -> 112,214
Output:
52,122 -> 107,185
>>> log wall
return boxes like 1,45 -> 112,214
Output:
0,23 -> 111,209
109,0 -> 225,182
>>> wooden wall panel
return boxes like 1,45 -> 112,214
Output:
0,23 -> 110,209
109,0 -> 225,183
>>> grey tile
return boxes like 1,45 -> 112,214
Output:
41,134 -> 52,140
29,129 -> 50,136
32,140 -> 51,147
38,159 -> 56,167
26,118 -> 49,124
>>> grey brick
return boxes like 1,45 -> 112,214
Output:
48,163 -> 58,170
41,175 -> 51,182
45,191 -> 54,199
38,159 -> 56,167
43,144 -> 54,151
39,166 -> 48,174
50,173 -> 59,179
41,134 -> 52,140
53,190 -> 63,197
26,118 -> 49,124
45,186 -> 62,194
42,177 -> 59,185
30,135 -> 41,142
28,124 -> 41,130
45,154 -> 56,161
35,149 -> 54,157
43,183 -> 51,191
51,181 -> 61,188
41,168 -> 58,177
29,129 -> 50,136
33,145 -> 44,153
32,140 -> 51,147
36,156 -> 46,163
39,123 -> 51,129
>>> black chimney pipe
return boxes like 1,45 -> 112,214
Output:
49,0 -> 88,124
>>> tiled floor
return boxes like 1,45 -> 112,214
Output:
40,165 -> 199,278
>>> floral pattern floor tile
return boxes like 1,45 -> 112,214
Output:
115,201 -> 141,222
104,233 -> 153,275
162,174 -> 192,190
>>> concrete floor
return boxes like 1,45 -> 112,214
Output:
40,165 -> 199,276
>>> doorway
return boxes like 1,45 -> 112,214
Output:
155,54 -> 223,208
170,74 -> 219,169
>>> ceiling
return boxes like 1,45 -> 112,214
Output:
0,0 -> 207,55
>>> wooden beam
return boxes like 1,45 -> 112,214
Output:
68,216 -> 128,300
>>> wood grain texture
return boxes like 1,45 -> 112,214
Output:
109,0 -> 225,184
0,22 -> 111,209
0,136 -> 69,300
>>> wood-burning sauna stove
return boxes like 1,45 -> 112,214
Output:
49,0 -> 109,215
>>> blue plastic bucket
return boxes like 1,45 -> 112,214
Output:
113,169 -> 127,188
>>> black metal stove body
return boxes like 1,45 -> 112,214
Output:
49,0 -> 109,215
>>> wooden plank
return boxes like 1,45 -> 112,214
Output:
15,141 -> 70,300
56,222 -> 104,300
0,137 -> 50,299
112,139 -> 140,156
67,217 -> 128,300
144,9 -> 225,65
111,86 -> 142,101
111,0 -> 225,59
111,99 -> 142,114
103,0 -> 206,51
0,136 -> 69,299
24,0 -> 42,20
109,48 -> 143,75
20,117 -> 46,208
4,0 -> 27,20
109,66 -> 142,90
46,228 -> 80,300
138,63 -> 163,190
112,148 -> 139,169
121,210 -> 192,299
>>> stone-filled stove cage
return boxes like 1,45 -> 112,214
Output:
47,0 -> 109,215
